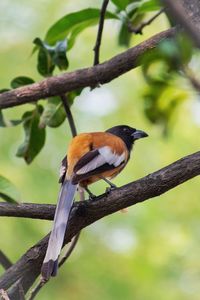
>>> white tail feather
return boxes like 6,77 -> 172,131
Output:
41,180 -> 77,279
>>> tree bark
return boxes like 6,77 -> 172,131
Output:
163,0 -> 200,47
0,151 -> 200,294
0,28 -> 176,109
1,0 -> 200,296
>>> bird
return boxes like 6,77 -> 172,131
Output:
41,125 -> 148,280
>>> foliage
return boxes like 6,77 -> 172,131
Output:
0,0 -> 200,299
0,0 -> 194,203
0,175 -> 20,203
0,0 -> 169,167
141,35 -> 193,134
16,106 -> 46,164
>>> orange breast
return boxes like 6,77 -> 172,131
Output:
66,133 -> 93,178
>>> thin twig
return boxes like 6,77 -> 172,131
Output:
60,94 -> 77,137
59,232 -> 81,268
93,0 -> 109,65
128,8 -> 165,34
28,279 -> 45,300
0,251 -> 12,270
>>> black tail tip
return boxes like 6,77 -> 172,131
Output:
41,260 -> 58,280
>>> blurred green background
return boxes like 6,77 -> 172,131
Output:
0,0 -> 200,299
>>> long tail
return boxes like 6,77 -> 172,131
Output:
41,179 -> 77,280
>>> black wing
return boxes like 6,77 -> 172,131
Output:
72,148 -> 125,185
58,156 -> 67,184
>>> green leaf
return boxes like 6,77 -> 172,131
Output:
67,20 -> 98,50
67,89 -> 83,106
111,0 -> 130,10
0,110 -> 22,127
34,9 -> 117,76
34,38 -> 55,76
45,8 -> 118,45
38,48 -> 55,76
118,10 -> 145,47
52,39 -> 69,70
11,76 -> 35,89
158,39 -> 180,61
0,175 -> 20,203
176,33 -> 193,64
118,23 -> 132,47
16,106 -> 46,164
33,38 -> 68,76
39,89 -> 83,128
39,97 -> 66,128
0,89 -> 10,93
137,0 -> 161,13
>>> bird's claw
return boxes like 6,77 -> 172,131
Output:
89,193 -> 97,201
105,185 -> 117,196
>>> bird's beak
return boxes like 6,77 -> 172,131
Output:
132,129 -> 148,140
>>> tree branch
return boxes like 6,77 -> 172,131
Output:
0,28 -> 176,110
27,189 -> 83,300
28,280 -> 45,300
60,94 -> 77,137
0,151 -> 200,294
0,251 -> 12,270
128,8 -> 164,34
0,203 -> 55,220
27,231 -> 81,300
163,0 -> 200,48
93,0 -> 109,65
7,280 -> 25,300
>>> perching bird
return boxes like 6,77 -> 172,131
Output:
41,125 -> 148,280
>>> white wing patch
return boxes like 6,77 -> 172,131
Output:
76,146 -> 125,175
59,164 -> 66,179
99,146 -> 125,167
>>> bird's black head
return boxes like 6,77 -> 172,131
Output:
106,125 -> 148,151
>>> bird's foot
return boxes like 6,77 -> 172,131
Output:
105,184 -> 117,196
89,193 -> 97,201
84,187 -> 97,200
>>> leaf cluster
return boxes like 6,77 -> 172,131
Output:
0,0 -> 195,201
141,34 -> 193,134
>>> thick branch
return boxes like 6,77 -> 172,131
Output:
0,28 -> 176,109
0,251 -> 12,270
0,151 -> 200,294
163,0 -> 200,48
